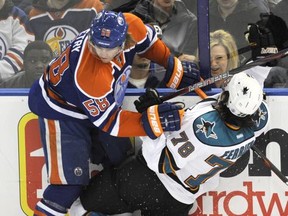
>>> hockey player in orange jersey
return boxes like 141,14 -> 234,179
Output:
28,10 -> 200,215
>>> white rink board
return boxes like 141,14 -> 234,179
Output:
0,94 -> 288,216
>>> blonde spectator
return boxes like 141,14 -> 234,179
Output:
209,0 -> 261,64
209,29 -> 239,87
204,29 -> 288,88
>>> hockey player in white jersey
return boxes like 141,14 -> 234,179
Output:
71,72 -> 270,216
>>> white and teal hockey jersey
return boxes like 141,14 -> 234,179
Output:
142,98 -> 270,204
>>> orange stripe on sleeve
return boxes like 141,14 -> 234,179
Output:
166,57 -> 184,89
141,39 -> 171,68
7,52 -> 23,69
147,105 -> 163,137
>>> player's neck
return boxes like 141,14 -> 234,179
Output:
224,121 -> 240,130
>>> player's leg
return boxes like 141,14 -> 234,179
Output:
34,118 -> 95,215
80,164 -> 133,214
117,152 -> 193,216
92,128 -> 133,167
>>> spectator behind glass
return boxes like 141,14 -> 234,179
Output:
205,29 -> 288,88
127,54 -> 160,88
0,0 -> 34,82
250,0 -> 270,13
181,0 -> 197,15
29,0 -> 103,56
182,0 -> 197,15
272,0 -> 287,24
208,29 -> 240,88
131,0 -> 198,56
271,1 -> 288,72
103,0 -> 138,12
244,13 -> 288,87
12,0 -> 33,14
0,41 -> 53,88
209,0 -> 261,65
269,0 -> 282,9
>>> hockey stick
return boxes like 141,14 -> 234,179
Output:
251,145 -> 288,185
195,84 -> 288,186
160,47 -> 288,102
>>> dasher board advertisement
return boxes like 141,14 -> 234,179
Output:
0,94 -> 287,216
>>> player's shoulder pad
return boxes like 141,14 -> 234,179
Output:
192,109 -> 255,147
124,13 -> 147,42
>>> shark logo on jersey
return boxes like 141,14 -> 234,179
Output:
252,105 -> 268,128
196,118 -> 218,139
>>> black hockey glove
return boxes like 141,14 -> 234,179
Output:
257,13 -> 288,51
245,23 -> 278,61
134,88 -> 162,113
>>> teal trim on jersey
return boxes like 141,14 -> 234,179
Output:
193,110 -> 254,147
163,155 -> 173,174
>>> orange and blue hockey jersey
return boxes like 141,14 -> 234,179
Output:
28,13 -> 172,137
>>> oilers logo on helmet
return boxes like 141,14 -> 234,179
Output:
117,16 -> 125,26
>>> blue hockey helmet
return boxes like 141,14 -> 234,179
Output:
89,10 -> 128,49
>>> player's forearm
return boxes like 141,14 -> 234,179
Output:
116,110 -> 147,137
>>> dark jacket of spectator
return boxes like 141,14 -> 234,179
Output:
131,0 -> 198,56
209,0 -> 261,64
